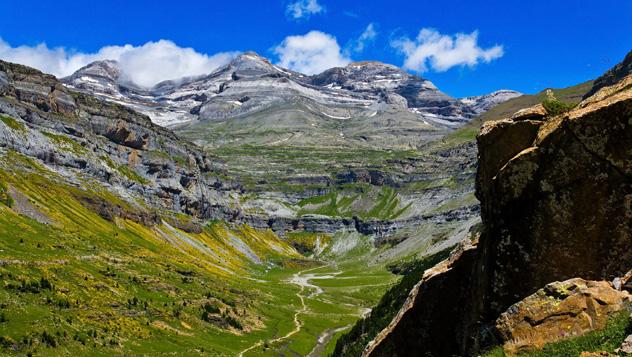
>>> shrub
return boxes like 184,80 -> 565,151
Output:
225,315 -> 243,330
0,180 -> 13,208
6,278 -> 54,293
41,331 -> 57,347
542,99 -> 576,116
203,303 -> 220,314
0,335 -> 15,349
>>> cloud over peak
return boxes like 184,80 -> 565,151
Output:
392,28 -> 503,73
353,23 -> 378,53
274,31 -> 350,75
286,0 -> 324,20
0,38 -> 238,88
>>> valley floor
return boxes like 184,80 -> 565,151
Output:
0,152 -> 400,356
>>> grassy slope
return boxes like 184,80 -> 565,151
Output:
0,152 -> 397,356
471,80 -> 593,127
296,185 -> 410,220
213,145 -> 419,192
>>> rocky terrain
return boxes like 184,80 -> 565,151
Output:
459,89 -> 522,114
363,50 -> 632,357
63,52 -> 519,149
60,51 -> 506,264
0,59 -> 238,224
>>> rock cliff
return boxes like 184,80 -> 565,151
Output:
0,60 -> 238,223
365,56 -> 632,356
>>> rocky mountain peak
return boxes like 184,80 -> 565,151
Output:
71,59 -> 121,81
308,60 -> 413,90
63,59 -> 124,96
459,89 -> 523,114
225,51 -> 296,79
60,52 -> 519,134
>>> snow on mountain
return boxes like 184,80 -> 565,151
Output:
459,89 -> 523,114
62,52 -> 521,146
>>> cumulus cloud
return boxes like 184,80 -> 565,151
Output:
274,31 -> 351,75
0,38 -> 238,88
391,28 -> 503,73
353,23 -> 378,53
286,0 -> 324,20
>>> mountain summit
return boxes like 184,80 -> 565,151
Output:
62,52 -> 520,148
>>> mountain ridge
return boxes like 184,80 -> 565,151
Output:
62,52 -> 520,145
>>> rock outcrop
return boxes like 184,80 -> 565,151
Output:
365,231 -> 487,356
496,278 -> 632,353
366,57 -> 632,356
0,60 -> 237,222
619,332 -> 632,354
584,49 -> 632,99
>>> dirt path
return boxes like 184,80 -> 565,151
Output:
306,325 -> 351,357
237,266 -> 327,357
306,306 -> 372,357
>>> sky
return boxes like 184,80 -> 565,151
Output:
0,0 -> 631,97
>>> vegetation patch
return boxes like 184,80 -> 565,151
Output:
542,98 -> 577,116
0,115 -> 25,133
116,164 -> 149,185
297,186 -> 409,220
286,232 -> 331,255
42,131 -> 87,155
0,179 -> 13,207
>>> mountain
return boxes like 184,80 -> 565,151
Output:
458,89 -> 522,114
306,61 -> 476,120
62,59 -> 124,96
63,52 -> 518,149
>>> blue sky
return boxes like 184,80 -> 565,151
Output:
1,0 -> 631,97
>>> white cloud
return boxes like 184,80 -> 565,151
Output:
0,38 -> 238,88
391,28 -> 503,73
274,31 -> 351,75
286,0 -> 324,20
353,23 -> 378,53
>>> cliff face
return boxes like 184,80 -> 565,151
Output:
0,60 -> 238,223
366,66 -> 632,356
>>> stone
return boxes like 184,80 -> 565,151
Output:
619,333 -> 632,354
496,278 -> 632,353
511,103 -> 547,121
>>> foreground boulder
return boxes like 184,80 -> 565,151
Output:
366,63 -> 632,356
496,278 -> 632,354
619,332 -> 632,354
